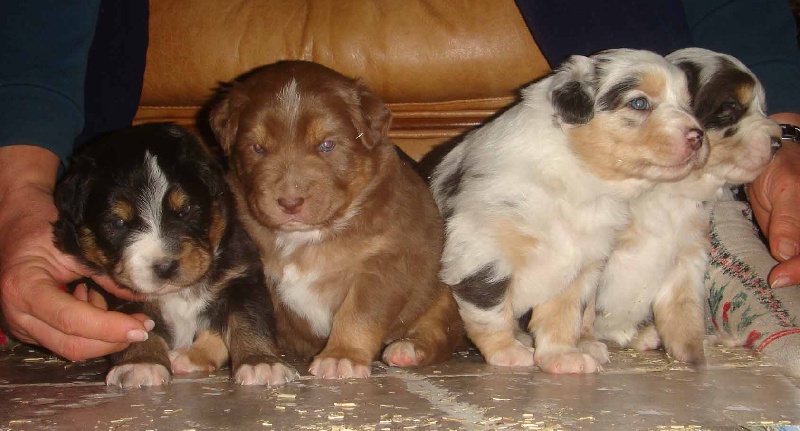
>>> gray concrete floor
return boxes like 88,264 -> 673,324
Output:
1,341 -> 798,430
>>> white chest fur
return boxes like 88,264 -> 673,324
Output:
158,289 -> 212,349
277,264 -> 331,337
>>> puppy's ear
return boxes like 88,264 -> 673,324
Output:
174,128 -> 228,198
548,55 -> 596,125
209,82 -> 246,154
52,155 -> 96,257
355,80 -> 392,149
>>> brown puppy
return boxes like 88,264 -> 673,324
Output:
209,61 -> 461,379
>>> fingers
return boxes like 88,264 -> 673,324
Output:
747,136 -> 800,288
72,283 -> 108,309
16,315 -> 131,361
36,288 -> 150,345
769,259 -> 800,289
765,181 -> 800,264
90,273 -> 145,302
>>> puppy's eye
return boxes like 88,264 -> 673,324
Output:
252,144 -> 266,155
628,97 -> 650,111
177,205 -> 196,219
111,218 -> 127,229
317,140 -> 336,153
720,101 -> 742,114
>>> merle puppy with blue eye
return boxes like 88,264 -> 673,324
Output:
430,49 -> 707,374
53,123 -> 297,388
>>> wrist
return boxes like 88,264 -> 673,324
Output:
0,145 -> 60,198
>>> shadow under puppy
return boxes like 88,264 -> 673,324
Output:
53,123 -> 297,387
430,49 -> 708,373
209,61 -> 461,379
593,48 -> 781,364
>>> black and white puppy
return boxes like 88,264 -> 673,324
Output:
53,123 -> 297,387
593,48 -> 781,364
430,49 -> 707,374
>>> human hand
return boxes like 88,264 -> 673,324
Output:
0,146 -> 152,361
747,113 -> 800,288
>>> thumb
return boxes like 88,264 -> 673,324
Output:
767,186 -> 800,262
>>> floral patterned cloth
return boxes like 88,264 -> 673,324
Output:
707,200 -> 800,375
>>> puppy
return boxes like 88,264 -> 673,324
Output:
430,49 -> 707,374
209,61 -> 461,379
593,48 -> 781,364
53,123 -> 297,388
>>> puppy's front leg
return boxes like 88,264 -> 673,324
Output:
310,274 -> 404,379
225,282 -> 299,386
530,265 -> 603,374
106,334 -> 171,388
168,330 -> 228,374
458,296 -> 535,367
653,251 -> 707,365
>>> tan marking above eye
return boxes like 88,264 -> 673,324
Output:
735,83 -> 755,106
638,71 -> 667,101
167,188 -> 189,212
111,199 -> 134,222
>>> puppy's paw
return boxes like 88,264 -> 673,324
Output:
631,325 -> 661,352
106,363 -> 171,388
168,349 -> 217,374
535,351 -> 601,374
382,340 -> 425,367
578,339 -> 610,364
234,362 -> 299,386
485,341 -> 535,367
665,338 -> 707,366
309,357 -> 371,379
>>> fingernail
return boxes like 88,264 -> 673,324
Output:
144,319 -> 155,331
777,239 -> 799,260
771,276 -> 792,289
127,330 -> 149,342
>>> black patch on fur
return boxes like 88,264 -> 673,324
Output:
694,58 -> 755,130
597,77 -> 639,111
439,162 -> 466,200
675,60 -> 702,107
452,264 -> 510,310
723,126 -> 738,138
552,81 -> 594,125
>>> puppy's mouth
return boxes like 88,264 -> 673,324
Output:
278,219 -> 317,230
642,144 -> 709,181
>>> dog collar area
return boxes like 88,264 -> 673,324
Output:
780,123 -> 800,143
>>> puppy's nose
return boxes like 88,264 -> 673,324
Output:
686,128 -> 704,151
277,197 -> 305,215
153,259 -> 179,279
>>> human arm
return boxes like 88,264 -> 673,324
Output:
747,112 -> 800,288
0,146 -> 152,361
0,1 -> 151,360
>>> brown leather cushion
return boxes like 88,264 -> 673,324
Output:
134,0 -> 552,158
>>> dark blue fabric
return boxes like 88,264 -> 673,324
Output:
682,0 -> 800,115
513,0 -> 800,116
0,1 -> 102,164
76,0 -> 149,149
0,0 -> 148,166
514,0 -> 693,66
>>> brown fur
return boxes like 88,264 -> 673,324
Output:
210,61 -> 461,376
170,330 -> 228,372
